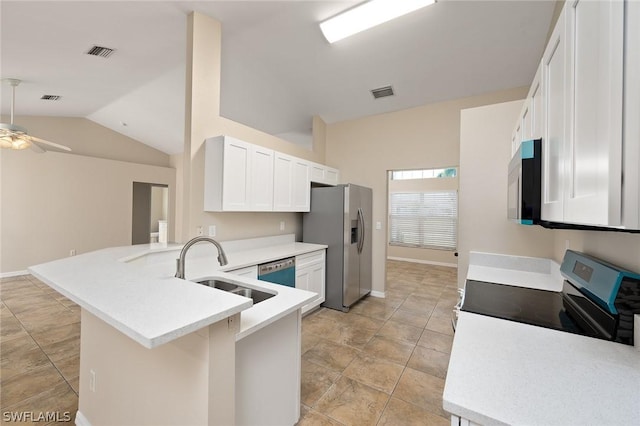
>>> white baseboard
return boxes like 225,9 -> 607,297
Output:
0,270 -> 29,278
75,411 -> 91,426
369,290 -> 385,298
387,256 -> 457,268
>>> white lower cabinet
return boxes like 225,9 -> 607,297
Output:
295,250 -> 325,314
227,265 -> 258,280
451,415 -> 481,426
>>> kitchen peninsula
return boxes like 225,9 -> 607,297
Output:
28,234 -> 324,426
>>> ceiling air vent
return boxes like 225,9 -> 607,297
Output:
371,85 -> 394,99
40,95 -> 61,101
86,45 -> 115,58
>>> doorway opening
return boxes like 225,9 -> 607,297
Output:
132,182 -> 169,245
386,167 -> 458,267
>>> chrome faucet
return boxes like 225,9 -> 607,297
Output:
175,236 -> 228,279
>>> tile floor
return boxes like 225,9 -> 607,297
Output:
298,260 -> 457,425
0,260 -> 457,425
0,275 -> 80,425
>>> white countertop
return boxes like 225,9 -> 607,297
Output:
444,312 -> 640,426
28,235 -> 325,348
444,251 -> 640,425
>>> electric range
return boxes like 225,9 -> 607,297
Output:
460,250 -> 640,345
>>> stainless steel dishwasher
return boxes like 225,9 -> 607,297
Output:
257,257 -> 296,287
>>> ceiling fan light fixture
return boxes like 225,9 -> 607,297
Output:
0,79 -> 71,152
319,0 -> 436,43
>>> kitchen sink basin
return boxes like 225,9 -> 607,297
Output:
196,279 -> 275,304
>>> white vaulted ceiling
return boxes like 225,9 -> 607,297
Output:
0,1 -> 556,155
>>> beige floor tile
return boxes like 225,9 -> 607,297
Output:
314,376 -> 389,426
327,323 -> 377,350
0,363 -> 67,408
378,397 -> 450,426
52,353 -> 80,383
1,381 -> 77,426
362,336 -> 415,366
0,335 -> 51,381
399,295 -> 439,315
296,408 -> 345,426
425,315 -> 454,336
302,339 -> 359,373
393,367 -> 447,418
302,331 -> 324,355
376,320 -> 423,345
68,376 -> 80,395
0,312 -> 29,342
407,346 -> 449,379
417,329 -> 454,354
16,309 -> 80,334
341,352 -> 404,394
301,360 -> 340,407
389,309 -> 431,329
348,299 -> 396,321
303,314 -> 343,341
30,322 -> 81,349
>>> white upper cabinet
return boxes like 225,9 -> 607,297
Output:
540,6 -> 568,223
204,136 -> 335,213
251,145 -> 275,211
274,153 -> 310,212
310,162 -> 339,186
205,136 -> 253,211
563,0 -> 624,226
523,0 -> 639,229
204,136 -> 274,212
622,1 -> 640,229
529,62 -> 544,141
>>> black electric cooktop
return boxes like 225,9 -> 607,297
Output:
461,280 -> 583,334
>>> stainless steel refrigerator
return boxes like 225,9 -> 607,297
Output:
302,184 -> 372,311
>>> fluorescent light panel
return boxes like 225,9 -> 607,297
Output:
320,0 -> 435,43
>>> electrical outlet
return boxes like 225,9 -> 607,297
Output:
69,249 -> 76,257
196,226 -> 204,236
89,369 -> 96,392
209,225 -> 216,237
280,221 -> 285,231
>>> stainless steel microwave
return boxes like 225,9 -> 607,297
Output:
507,139 -> 541,224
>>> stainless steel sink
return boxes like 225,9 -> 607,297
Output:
196,279 -> 275,304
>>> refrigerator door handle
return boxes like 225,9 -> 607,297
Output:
357,207 -> 365,254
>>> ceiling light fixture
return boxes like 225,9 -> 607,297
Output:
0,79 -> 71,152
319,0 -> 436,43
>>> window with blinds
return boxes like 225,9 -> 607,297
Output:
389,191 -> 458,250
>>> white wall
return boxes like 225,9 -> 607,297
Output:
178,12 -> 327,244
325,87 -> 528,294
1,149 -> 175,273
458,100 -> 555,287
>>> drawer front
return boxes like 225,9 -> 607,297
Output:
295,250 -> 325,268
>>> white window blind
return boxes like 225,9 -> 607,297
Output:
389,191 -> 458,250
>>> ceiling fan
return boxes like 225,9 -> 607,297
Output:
0,78 -> 71,153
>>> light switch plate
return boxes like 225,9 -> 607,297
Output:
376,221 -> 382,230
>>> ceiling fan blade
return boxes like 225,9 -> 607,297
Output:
29,135 -> 72,152
29,142 -> 46,153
